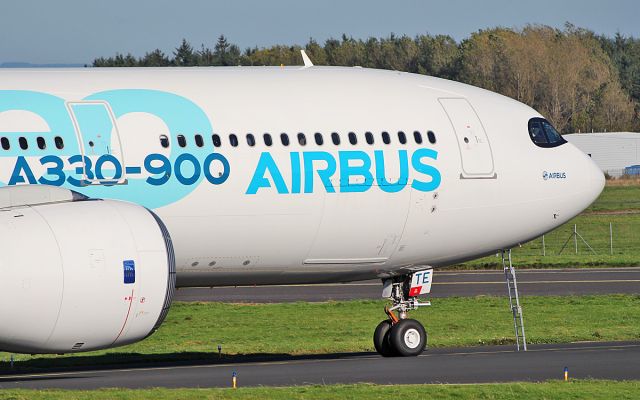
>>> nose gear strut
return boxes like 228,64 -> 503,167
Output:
374,273 -> 431,357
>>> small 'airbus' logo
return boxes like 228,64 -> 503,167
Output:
543,171 -> 566,180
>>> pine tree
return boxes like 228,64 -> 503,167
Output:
142,49 -> 170,67
174,39 -> 195,66
214,35 -> 230,65
198,45 -> 215,66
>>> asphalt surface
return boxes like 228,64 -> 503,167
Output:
1,341 -> 639,389
174,267 -> 640,302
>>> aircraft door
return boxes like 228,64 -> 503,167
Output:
438,98 -> 495,178
66,101 -> 127,185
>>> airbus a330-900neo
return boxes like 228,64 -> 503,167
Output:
0,55 -> 604,357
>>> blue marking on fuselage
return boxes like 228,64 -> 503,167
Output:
0,89 -> 215,209
0,89 -> 442,205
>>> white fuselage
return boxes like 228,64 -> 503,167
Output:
0,66 -> 604,286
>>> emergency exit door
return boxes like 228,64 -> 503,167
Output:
67,101 -> 127,185
439,98 -> 495,178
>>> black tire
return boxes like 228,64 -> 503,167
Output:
389,319 -> 427,357
373,320 -> 396,357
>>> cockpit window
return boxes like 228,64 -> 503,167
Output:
528,118 -> 566,148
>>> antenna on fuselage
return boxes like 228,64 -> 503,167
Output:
301,50 -> 314,68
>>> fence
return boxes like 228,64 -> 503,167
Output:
473,212 -> 640,266
603,168 -> 640,179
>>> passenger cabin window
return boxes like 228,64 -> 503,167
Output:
297,133 -> 307,146
54,136 -> 64,149
331,132 -> 340,145
212,134 -> 221,147
195,134 -> 204,147
365,131 -> 374,145
528,118 -> 566,148
37,137 -> 46,150
314,132 -> 323,145
382,131 -> 391,144
177,135 -> 187,148
246,133 -> 256,147
413,130 -> 423,144
398,131 -> 407,145
1,137 -> 9,150
348,132 -> 357,145
427,130 -> 436,144
19,137 -> 28,150
160,135 -> 170,148
264,133 -> 273,146
229,134 -> 239,147
280,133 -> 290,146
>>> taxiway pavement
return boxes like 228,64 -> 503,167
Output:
174,267 -> 640,302
1,341 -> 638,389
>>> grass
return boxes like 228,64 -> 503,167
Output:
1,381 -> 639,399
1,295 -> 639,371
456,184 -> 640,268
587,184 -> 640,212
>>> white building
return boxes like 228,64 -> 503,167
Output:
564,132 -> 640,176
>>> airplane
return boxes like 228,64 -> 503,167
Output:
0,53 -> 604,357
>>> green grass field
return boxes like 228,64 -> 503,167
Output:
457,184 -> 640,268
587,184 -> 640,212
2,295 -> 639,371
1,381 -> 639,399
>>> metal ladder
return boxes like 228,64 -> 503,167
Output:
501,249 -> 527,351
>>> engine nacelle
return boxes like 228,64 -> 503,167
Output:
0,186 -> 175,354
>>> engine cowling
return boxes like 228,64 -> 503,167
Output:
0,186 -> 175,354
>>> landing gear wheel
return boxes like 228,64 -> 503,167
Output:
389,319 -> 427,357
373,320 -> 396,357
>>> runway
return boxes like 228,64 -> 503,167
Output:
174,267 -> 640,302
1,341 -> 639,389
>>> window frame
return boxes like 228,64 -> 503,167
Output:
413,130 -> 423,144
397,131 -> 407,145
427,130 -> 436,144
1,137 -> 10,150
280,133 -> 290,146
160,134 -> 170,148
528,117 -> 567,148
297,132 -> 307,146
263,133 -> 273,147
331,132 -> 340,145
229,134 -> 239,147
382,131 -> 391,144
177,134 -> 187,148
348,132 -> 357,145
212,134 -> 222,147
194,134 -> 204,147
365,131 -> 374,145
246,133 -> 256,147
54,136 -> 64,150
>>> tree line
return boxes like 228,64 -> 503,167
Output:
93,25 -> 640,133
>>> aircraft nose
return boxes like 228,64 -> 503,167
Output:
587,156 -> 605,203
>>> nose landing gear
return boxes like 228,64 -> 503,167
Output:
373,273 -> 431,357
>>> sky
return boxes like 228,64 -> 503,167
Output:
1,0 -> 639,64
